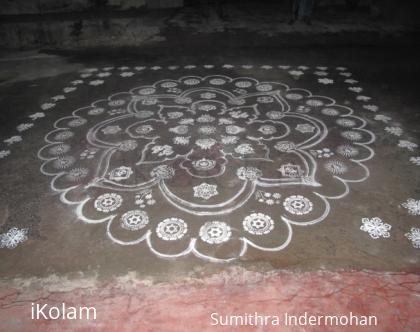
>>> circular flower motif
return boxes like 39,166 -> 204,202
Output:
138,87 -> 156,95
235,143 -> 254,155
321,108 -> 340,116
118,140 -> 138,151
341,130 -> 363,141
324,160 -> 348,175
88,108 -> 105,116
236,167 -> 262,181
53,156 -> 75,169
243,213 -> 274,235
336,144 -> 359,158
258,125 -> 276,135
109,166 -> 133,181
183,78 -> 200,85
94,193 -> 123,212
285,93 -> 303,100
199,221 -> 232,244
192,158 -> 217,171
209,78 -> 226,85
150,165 -> 175,180
198,104 -> 216,112
108,99 -> 125,107
256,84 -> 273,92
235,81 -> 252,88
196,138 -> 217,150
135,125 -> 154,135
266,111 -> 283,120
306,99 -> 324,107
49,144 -> 71,155
336,118 -> 356,127
55,131 -> 74,141
161,82 -> 178,88
257,96 -> 274,103
197,114 -> 215,123
121,210 -> 149,231
225,125 -> 244,135
274,141 -> 296,152
283,195 -> 313,215
68,118 -> 87,127
156,218 -> 188,241
66,167 -> 89,181
198,126 -> 217,135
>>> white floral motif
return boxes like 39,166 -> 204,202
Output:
258,125 -> 276,135
235,81 -> 252,88
385,127 -> 403,136
283,195 -> 313,215
321,108 -> 340,116
235,144 -> 254,155
356,96 -> 371,102
192,158 -> 217,171
173,136 -> 190,145
152,145 -> 173,156
169,125 -> 189,135
318,78 -> 334,85
324,160 -> 348,174
285,93 -> 303,100
243,213 -> 274,235
135,125 -> 154,135
118,140 -> 138,151
221,136 -> 239,145
102,125 -> 121,135
17,123 -> 33,132
336,118 -> 356,127
405,228 -> 420,248
199,221 -> 231,244
0,228 -> 29,249
150,165 -> 175,180
88,107 -> 105,115
135,110 -> 153,119
349,87 -> 363,93
336,145 -> 359,158
256,84 -> 273,92
255,191 -> 281,205
398,140 -> 418,151
409,157 -> 420,166
341,131 -> 363,141
360,217 -> 391,239
306,99 -> 324,107
197,114 -> 215,123
121,210 -> 149,231
274,141 -> 296,152
194,183 -> 218,200
236,167 -> 262,181
135,189 -> 156,208
314,71 -> 328,76
66,168 -> 89,181
49,144 -> 71,155
41,102 -> 55,110
109,166 -> 133,181
363,105 -> 378,112
296,124 -> 316,133
311,148 -> 334,158
200,92 -> 216,99
374,114 -> 391,123
167,112 -> 184,119
288,70 -> 304,77
198,126 -> 217,135
89,80 -> 104,86
196,138 -> 217,150
257,96 -> 274,103
4,136 -> 22,145
29,112 -> 45,120
94,193 -> 123,212
267,111 -> 283,120
157,218 -> 188,241
68,118 -> 87,127
225,125 -> 245,135
401,198 -> 420,215
53,156 -> 75,169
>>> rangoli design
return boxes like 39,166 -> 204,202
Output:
38,75 -> 375,262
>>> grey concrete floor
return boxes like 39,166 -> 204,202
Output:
0,45 -> 419,282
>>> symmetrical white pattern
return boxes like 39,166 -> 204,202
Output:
409,157 -> 420,166
360,217 -> 391,239
0,227 -> 28,249
404,228 -> 420,248
38,75 -> 375,262
401,198 -> 420,216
